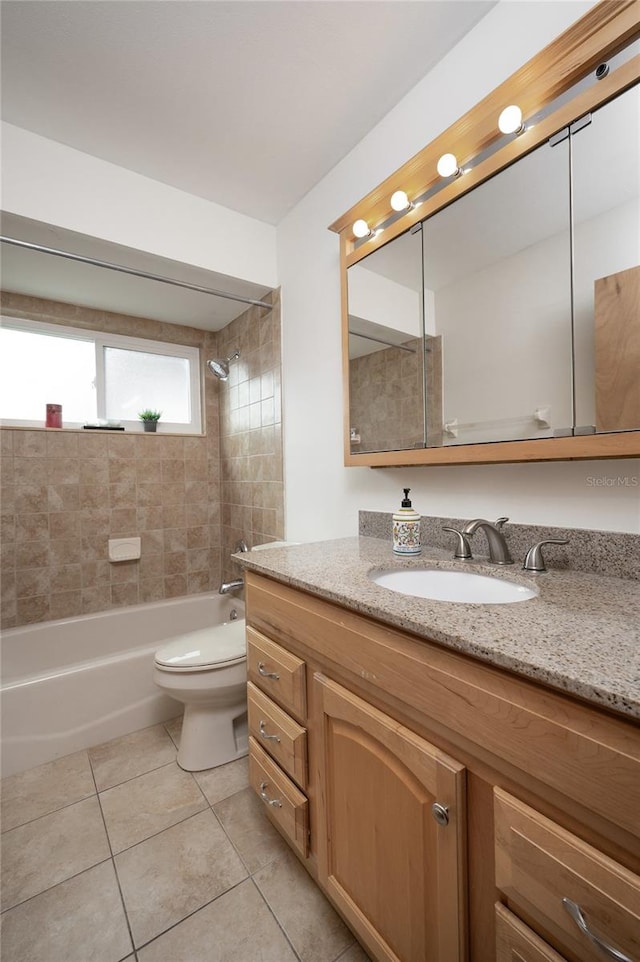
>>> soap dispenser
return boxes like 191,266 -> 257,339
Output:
392,488 -> 421,556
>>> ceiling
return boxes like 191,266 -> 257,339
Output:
1,0 -> 496,329
1,0 -> 495,226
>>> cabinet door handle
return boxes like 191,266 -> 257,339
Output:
259,781 -> 282,808
257,661 -> 280,680
259,720 -> 281,743
562,898 -> 632,962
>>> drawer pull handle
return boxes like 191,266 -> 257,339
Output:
257,662 -> 280,680
562,898 -> 632,962
259,720 -> 281,743
259,781 -> 283,808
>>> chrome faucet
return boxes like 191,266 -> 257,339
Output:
462,517 -> 514,565
219,578 -> 244,595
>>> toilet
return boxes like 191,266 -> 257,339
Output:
153,618 -> 248,772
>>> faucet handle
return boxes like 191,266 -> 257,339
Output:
494,517 -> 509,530
523,539 -> 569,573
442,526 -> 473,561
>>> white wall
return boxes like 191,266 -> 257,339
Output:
277,0 -> 640,538
1,122 -> 277,287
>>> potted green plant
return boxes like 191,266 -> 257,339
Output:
138,409 -> 162,432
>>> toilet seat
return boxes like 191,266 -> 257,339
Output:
155,622 -> 246,672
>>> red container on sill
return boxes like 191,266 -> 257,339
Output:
46,404 -> 62,428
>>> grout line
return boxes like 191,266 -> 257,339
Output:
249,875 -> 304,962
0,856 -> 113,917
131,876 -> 250,954
89,750 -> 137,958
0,788 -> 97,836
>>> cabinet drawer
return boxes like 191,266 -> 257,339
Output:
496,903 -> 567,961
247,681 -> 308,789
249,736 -> 309,858
495,788 -> 640,962
247,627 -> 307,722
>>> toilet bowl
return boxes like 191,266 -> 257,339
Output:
153,618 -> 248,772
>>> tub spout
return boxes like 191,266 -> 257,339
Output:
219,579 -> 244,595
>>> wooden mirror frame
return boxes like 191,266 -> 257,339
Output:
330,0 -> 640,467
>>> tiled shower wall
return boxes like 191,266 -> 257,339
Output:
216,290 -> 284,584
0,290 -> 283,628
349,337 -> 425,453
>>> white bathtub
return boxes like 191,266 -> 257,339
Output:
0,593 -> 245,778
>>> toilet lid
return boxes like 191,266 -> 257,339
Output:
155,620 -> 246,669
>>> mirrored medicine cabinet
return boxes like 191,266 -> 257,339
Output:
334,1 -> 640,467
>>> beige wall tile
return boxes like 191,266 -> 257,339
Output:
13,431 -> 47,458
50,590 -> 83,619
15,514 -> 49,542
111,583 -> 139,607
16,484 -> 48,514
0,292 -> 282,625
49,539 -> 82,565
49,512 -> 81,540
48,484 -> 80,512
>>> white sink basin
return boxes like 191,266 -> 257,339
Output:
369,568 -> 538,604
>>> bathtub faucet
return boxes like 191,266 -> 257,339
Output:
219,578 -> 244,595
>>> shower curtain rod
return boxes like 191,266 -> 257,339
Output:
348,330 -> 416,353
0,236 -> 273,312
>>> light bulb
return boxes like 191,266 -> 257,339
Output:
498,104 -> 524,135
353,219 -> 371,239
436,153 -> 459,178
390,190 -> 410,212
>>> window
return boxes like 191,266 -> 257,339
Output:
0,318 -> 202,433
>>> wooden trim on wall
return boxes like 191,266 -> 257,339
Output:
345,431 -> 640,468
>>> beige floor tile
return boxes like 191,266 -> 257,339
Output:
1,750 -> 95,832
213,785 -> 289,874
254,848 -> 355,962
194,755 -> 249,805
335,943 -> 372,962
164,714 -> 182,747
137,878 -> 298,962
89,723 -> 177,791
1,796 -> 110,910
115,808 -> 248,948
0,860 -> 133,962
100,761 -> 207,853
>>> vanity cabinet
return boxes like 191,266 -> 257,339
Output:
244,571 -> 640,962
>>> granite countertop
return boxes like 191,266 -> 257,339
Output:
236,536 -> 640,722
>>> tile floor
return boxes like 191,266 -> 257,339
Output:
1,717 -> 371,962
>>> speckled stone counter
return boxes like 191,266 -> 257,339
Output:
236,537 -> 640,722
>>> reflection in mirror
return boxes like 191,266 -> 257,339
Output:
422,138 -> 572,447
572,83 -> 640,434
347,227 -> 424,453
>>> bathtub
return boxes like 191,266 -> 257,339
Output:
0,593 -> 245,778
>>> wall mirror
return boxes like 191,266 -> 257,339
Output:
572,83 -> 639,435
336,2 -> 640,466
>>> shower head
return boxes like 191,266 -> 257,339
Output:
206,350 -> 240,381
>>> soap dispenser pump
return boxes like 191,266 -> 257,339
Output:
393,488 -> 421,556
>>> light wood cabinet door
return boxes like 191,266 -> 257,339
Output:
314,673 -> 467,962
